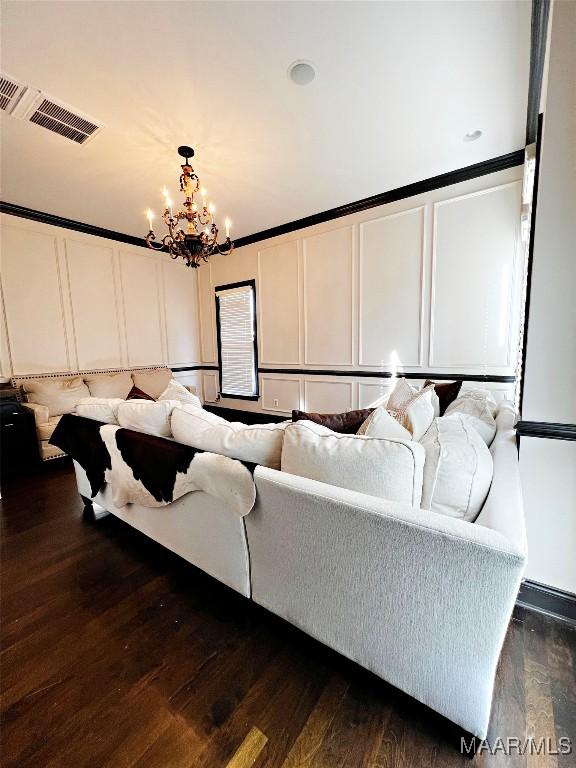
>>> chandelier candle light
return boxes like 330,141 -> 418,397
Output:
145,146 -> 233,268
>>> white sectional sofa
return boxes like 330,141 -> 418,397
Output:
71,400 -> 526,740
13,367 -> 176,460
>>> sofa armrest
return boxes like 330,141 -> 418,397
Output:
21,402 -> 50,426
248,467 -> 526,738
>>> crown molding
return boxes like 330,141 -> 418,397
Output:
233,150 -> 525,248
1,149 -> 524,252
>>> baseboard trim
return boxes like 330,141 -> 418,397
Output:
517,580 -> 576,626
516,421 -> 576,441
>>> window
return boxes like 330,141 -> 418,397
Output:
215,280 -> 259,400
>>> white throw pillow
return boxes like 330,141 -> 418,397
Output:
131,369 -> 172,399
386,378 -> 435,441
357,405 -> 412,440
85,372 -> 133,399
158,379 -> 202,408
420,414 -> 493,522
22,377 -> 90,417
76,397 -> 124,424
171,406 -> 287,469
445,394 -> 497,446
117,399 -> 180,437
282,420 -> 424,507
457,388 -> 498,416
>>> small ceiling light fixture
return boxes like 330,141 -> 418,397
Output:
144,146 -> 233,268
288,60 -> 316,86
464,129 -> 483,142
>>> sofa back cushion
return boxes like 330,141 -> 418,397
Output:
292,408 -> 373,434
76,397 -> 124,424
281,421 -> 424,507
131,369 -> 172,399
445,392 -> 497,446
420,414 -> 493,522
117,399 -> 180,437
158,379 -> 202,408
85,372 -> 133,400
22,376 -> 90,417
171,406 -> 286,469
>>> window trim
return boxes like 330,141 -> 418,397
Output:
214,279 -> 260,401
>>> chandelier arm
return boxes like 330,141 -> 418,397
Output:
214,239 -> 234,256
145,232 -> 166,250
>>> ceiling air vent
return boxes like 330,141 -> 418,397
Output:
0,73 -> 28,113
27,97 -> 102,144
0,73 -> 104,146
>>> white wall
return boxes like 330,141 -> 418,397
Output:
520,0 -> 576,594
0,215 -> 202,393
196,166 -> 523,413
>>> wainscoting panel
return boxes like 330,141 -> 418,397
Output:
303,378 -> 354,413
303,226 -> 354,366
358,381 -> 394,409
359,207 -> 424,367
430,181 -> 522,368
65,239 -> 123,370
119,250 -> 165,368
260,375 -> 301,414
162,262 -> 201,367
202,372 -> 219,403
258,241 -> 301,365
1,226 -> 71,374
173,370 -> 202,397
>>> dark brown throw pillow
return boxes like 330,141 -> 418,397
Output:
126,385 -> 156,402
424,379 -> 462,416
292,408 -> 374,434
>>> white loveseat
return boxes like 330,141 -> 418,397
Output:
71,401 -> 526,739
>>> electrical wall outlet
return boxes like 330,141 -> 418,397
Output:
273,399 -> 279,407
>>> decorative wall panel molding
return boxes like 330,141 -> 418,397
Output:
202,371 -> 219,403
258,241 -> 301,365
0,214 -> 201,380
303,226 -> 355,366
429,181 -> 522,369
359,206 -> 425,367
199,165 -> 524,413
261,375 -> 301,413
64,239 -> 123,370
1,226 -> 71,374
303,378 -> 354,414
162,261 -> 202,367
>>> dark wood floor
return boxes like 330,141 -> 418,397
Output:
1,462 -> 574,768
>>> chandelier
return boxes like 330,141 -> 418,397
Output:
144,145 -> 233,268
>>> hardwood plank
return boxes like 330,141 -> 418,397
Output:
1,464 -> 575,768
225,726 -> 268,768
280,675 -> 349,768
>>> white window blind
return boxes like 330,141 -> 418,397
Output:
216,283 -> 258,398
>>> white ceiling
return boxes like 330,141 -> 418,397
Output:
1,1 -> 530,240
